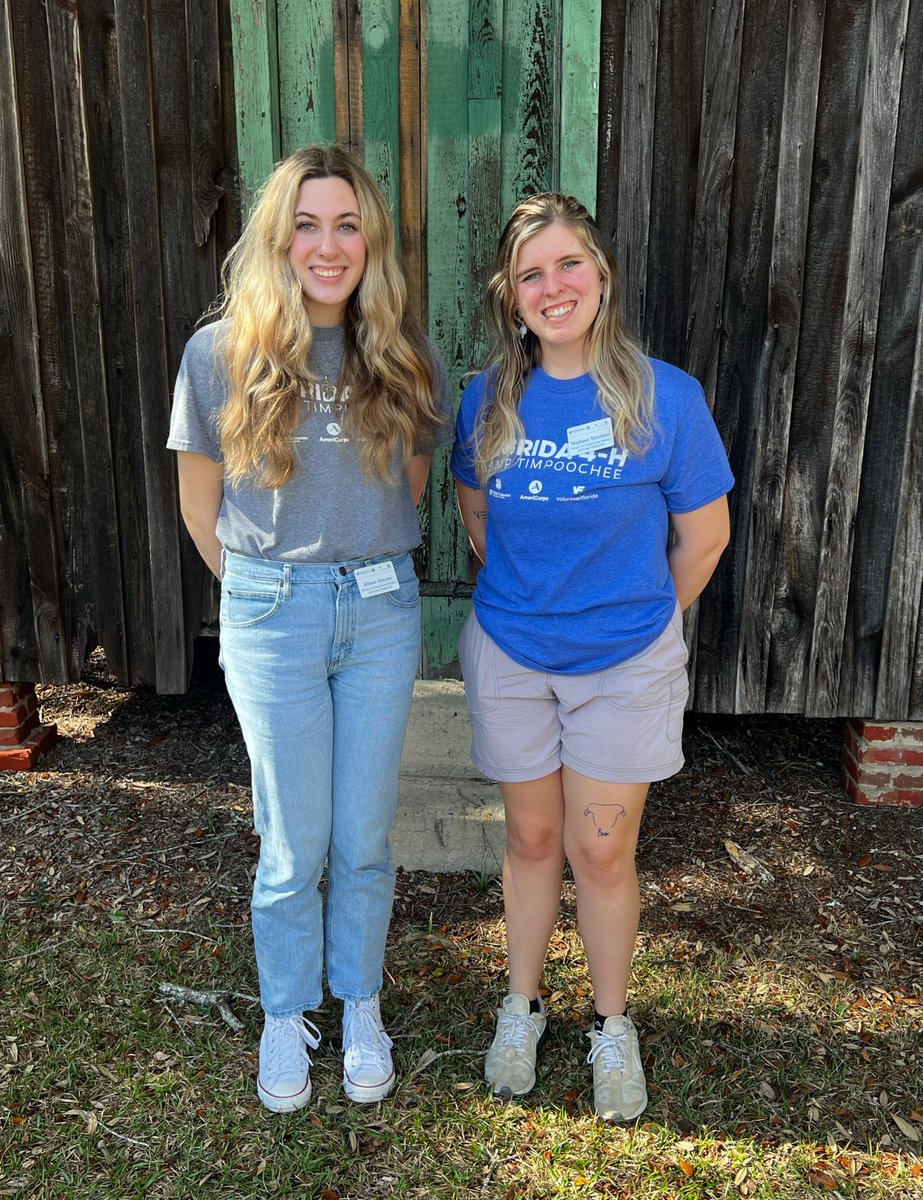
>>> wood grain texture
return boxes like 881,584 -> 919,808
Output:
187,0 -> 225,246
229,0 -> 279,214
399,0 -> 425,326
559,0 -> 600,209
806,0 -> 911,716
333,0 -> 362,155
115,0 -> 189,692
423,0 -> 469,670
277,0 -> 336,150
363,0 -> 400,212
595,0 -> 626,239
501,0 -> 557,214
734,0 -> 825,713
615,0 -> 659,337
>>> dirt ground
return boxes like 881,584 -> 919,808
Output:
4,648 -> 920,992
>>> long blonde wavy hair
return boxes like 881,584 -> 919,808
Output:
471,193 -> 654,484
215,145 -> 443,488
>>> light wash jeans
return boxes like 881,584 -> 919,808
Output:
219,549 -> 420,1016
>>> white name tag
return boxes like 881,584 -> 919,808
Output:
567,417 -> 614,456
354,560 -> 400,598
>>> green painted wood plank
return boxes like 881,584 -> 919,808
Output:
229,0 -> 280,215
501,0 -> 557,217
276,0 -> 336,152
363,0 -> 400,219
467,1 -> 503,364
560,0 -> 600,209
424,0 -> 470,670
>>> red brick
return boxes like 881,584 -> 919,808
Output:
0,682 -> 34,707
853,723 -> 899,741
0,710 -> 39,746
842,720 -> 923,807
0,699 -> 37,728
0,722 -> 58,772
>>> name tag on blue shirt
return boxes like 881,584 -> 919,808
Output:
567,417 -> 614,456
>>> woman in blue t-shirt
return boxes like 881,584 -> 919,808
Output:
169,145 -> 449,1113
451,193 -> 733,1121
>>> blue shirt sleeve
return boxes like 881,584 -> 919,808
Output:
450,375 -> 483,489
659,375 -> 734,513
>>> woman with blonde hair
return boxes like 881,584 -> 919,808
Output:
451,193 -> 733,1120
168,144 -> 450,1112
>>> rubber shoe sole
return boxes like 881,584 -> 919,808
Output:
257,1074 -> 312,1113
343,1066 -> 395,1104
487,1022 -> 549,1100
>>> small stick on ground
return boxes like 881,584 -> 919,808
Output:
157,982 -> 258,1032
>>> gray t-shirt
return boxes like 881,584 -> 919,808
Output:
167,320 -> 453,562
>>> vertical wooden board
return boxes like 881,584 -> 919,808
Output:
467,0 -> 502,367
116,0 -> 191,691
559,0 -> 599,209
644,0 -> 707,364
333,0 -> 363,155
45,0 -> 132,683
363,0 -> 400,212
595,0 -> 626,240
680,0 -> 745,710
766,0 -> 872,714
614,0 -> 659,338
734,0 -> 825,713
3,0 -> 71,682
277,0 -> 336,152
847,0 -> 923,719
398,0 -> 425,326
875,290 -> 923,718
229,0 -> 280,215
501,0 -> 557,217
423,0 -> 469,670
187,0 -> 226,248
806,0 -> 910,716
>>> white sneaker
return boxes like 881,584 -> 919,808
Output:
342,995 -> 395,1103
484,993 -> 548,1098
257,1013 -> 321,1113
585,1013 -> 648,1122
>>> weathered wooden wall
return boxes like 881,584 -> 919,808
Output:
0,0 -> 238,692
599,0 -> 922,719
229,0 -> 602,674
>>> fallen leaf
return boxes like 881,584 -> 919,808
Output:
671,902 -> 693,912
808,1170 -> 837,1190
678,1159 -> 694,1176
892,1114 -> 920,1142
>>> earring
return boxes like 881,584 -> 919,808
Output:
518,321 -> 527,338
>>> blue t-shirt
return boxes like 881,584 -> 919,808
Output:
450,360 -> 734,674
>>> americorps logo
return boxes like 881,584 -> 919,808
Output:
326,422 -> 341,437
528,480 -> 542,494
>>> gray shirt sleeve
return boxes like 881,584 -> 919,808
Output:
166,322 -> 228,462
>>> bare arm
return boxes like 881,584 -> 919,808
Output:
176,452 -> 225,579
456,481 -> 488,564
407,453 -> 433,507
668,495 -> 730,610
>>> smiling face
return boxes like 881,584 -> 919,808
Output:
288,175 -> 368,326
514,222 -> 605,376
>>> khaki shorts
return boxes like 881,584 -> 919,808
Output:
458,607 -> 689,784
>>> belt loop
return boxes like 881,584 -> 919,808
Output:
283,562 -> 292,600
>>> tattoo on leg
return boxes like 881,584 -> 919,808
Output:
583,802 -> 627,837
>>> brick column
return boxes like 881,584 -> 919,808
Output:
0,683 -> 58,772
842,720 -> 923,807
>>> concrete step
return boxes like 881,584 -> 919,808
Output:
392,681 -> 506,872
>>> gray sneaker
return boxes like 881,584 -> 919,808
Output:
257,1013 -> 321,1113
585,1013 -> 648,1122
484,993 -> 548,1098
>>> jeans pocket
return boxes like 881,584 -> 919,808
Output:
383,564 -> 420,609
221,582 -> 283,628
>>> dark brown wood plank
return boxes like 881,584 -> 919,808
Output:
733,0 -> 825,713
186,0 -> 225,248
766,0 -> 873,714
644,0 -> 707,364
399,0 -> 425,327
114,0 -> 188,692
44,0 -> 132,683
500,0 -> 557,210
806,0 -> 911,716
614,0 -> 660,337
3,0 -> 71,682
596,0 -> 626,237
334,0 -> 363,157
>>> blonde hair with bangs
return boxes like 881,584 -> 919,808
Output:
472,193 -> 654,485
216,144 -> 443,488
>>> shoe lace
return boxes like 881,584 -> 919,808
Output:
587,1028 -> 627,1072
266,1015 -> 321,1076
344,1003 -> 393,1067
496,1011 -> 540,1052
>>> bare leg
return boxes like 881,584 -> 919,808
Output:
500,770 -> 566,998
561,766 -> 649,1015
